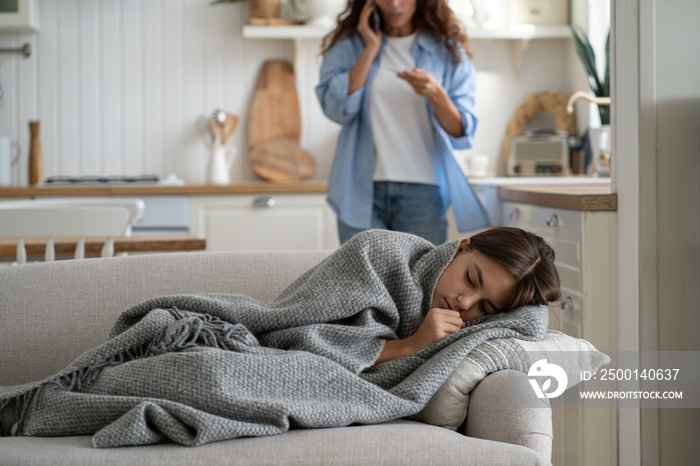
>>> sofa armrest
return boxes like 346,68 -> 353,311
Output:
461,369 -> 552,463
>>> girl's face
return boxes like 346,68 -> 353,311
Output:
432,239 -> 517,322
374,0 -> 417,37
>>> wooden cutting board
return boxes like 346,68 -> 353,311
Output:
248,60 -> 301,147
250,138 -> 315,182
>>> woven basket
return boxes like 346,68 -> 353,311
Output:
248,0 -> 281,19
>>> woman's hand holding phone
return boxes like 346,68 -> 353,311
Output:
347,1 -> 381,95
370,1 -> 381,32
357,1 -> 381,51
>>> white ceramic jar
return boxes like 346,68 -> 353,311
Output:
292,0 -> 347,27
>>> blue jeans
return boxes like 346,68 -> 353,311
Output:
337,181 -> 447,245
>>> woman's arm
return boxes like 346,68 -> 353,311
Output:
347,1 -> 381,94
375,308 -> 465,364
347,46 -> 380,95
315,3 -> 381,125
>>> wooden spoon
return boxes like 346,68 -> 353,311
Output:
221,114 -> 239,144
207,114 -> 221,143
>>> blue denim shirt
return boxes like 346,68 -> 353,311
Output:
315,32 -> 489,232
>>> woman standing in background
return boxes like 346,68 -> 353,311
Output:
316,0 -> 489,245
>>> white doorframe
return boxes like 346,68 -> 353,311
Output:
612,0 -> 660,464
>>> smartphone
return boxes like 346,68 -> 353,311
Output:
370,1 -> 381,32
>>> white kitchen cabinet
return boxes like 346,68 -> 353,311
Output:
190,193 -> 339,251
501,200 -> 617,466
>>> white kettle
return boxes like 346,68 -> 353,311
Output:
207,143 -> 236,185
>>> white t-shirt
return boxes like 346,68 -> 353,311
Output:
370,33 -> 437,184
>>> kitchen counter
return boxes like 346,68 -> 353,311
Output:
499,183 -> 616,211
0,178 -> 617,212
0,180 -> 328,197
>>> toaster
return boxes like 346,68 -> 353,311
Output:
507,131 -> 570,176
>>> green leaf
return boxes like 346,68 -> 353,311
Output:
598,104 -> 610,125
602,30 -> 610,98
570,25 -> 606,97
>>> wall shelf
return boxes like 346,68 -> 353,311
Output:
242,24 -> 572,41
242,24 -> 329,39
242,24 -> 572,77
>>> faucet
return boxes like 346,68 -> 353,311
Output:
566,91 -> 611,114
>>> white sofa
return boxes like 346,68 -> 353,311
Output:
0,250 -> 553,465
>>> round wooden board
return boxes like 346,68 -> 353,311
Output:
248,60 -> 301,147
250,138 -> 316,182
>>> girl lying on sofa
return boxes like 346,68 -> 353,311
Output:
1,227 -> 560,447
377,227 -> 560,363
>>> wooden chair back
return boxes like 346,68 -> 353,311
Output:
0,199 -> 145,264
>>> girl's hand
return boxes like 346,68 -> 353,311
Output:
375,308 -> 464,364
406,307 -> 465,352
357,1 -> 381,52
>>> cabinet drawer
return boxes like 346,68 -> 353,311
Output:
539,233 -> 580,269
534,206 -> 581,271
557,290 -> 584,339
501,202 -> 582,270
190,194 -> 339,251
556,263 -> 583,293
501,201 -> 534,228
531,205 -> 581,234
502,202 -> 581,238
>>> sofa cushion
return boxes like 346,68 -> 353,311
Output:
464,370 -> 552,461
0,250 -> 332,386
0,420 -> 548,466
416,330 -> 609,430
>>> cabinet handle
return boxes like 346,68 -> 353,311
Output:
561,296 -> 574,311
509,207 -> 521,219
546,213 -> 559,227
252,196 -> 276,208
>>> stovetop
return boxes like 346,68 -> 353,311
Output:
45,175 -> 160,185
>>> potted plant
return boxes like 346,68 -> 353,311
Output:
571,25 -> 610,125
571,25 -> 611,176
211,0 -> 282,21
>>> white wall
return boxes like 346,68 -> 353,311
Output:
0,0 -> 582,185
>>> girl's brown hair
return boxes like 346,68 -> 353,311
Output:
468,227 -> 561,311
320,0 -> 472,61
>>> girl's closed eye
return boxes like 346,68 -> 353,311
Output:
466,271 -> 474,287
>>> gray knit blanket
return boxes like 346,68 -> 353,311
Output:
0,230 -> 547,448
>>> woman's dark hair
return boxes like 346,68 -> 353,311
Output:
468,227 -> 561,310
320,0 -> 472,61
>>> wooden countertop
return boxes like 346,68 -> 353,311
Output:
0,235 -> 206,260
0,180 -> 328,197
499,184 -> 617,211
0,179 -> 617,211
